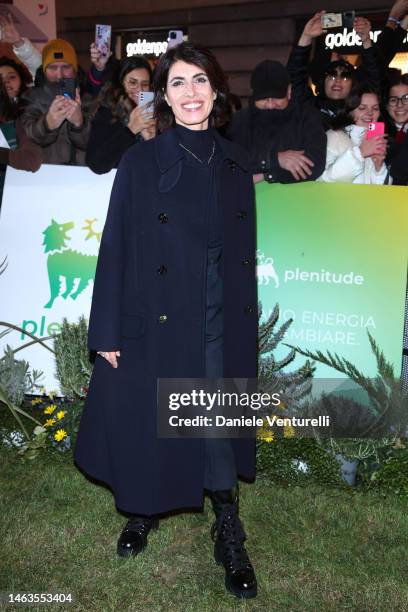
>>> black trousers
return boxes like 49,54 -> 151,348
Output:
203,245 -> 237,492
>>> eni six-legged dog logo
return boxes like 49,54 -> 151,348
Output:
42,219 -> 101,309
256,250 -> 279,288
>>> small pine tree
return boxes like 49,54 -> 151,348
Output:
258,303 -> 314,409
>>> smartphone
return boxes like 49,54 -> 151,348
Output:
138,91 -> 154,107
167,30 -> 184,49
366,122 -> 385,139
95,24 -> 111,56
56,78 -> 76,100
322,11 -> 355,29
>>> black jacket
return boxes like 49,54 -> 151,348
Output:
390,131 -> 408,186
227,98 -> 327,182
86,105 -> 141,174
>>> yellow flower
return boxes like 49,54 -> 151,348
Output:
54,429 -> 67,442
44,418 -> 56,427
284,424 -> 295,439
263,435 -> 274,443
56,410 -> 66,420
31,398 -> 41,406
43,404 -> 57,415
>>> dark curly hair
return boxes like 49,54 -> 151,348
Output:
153,42 -> 230,132
0,56 -> 32,121
96,56 -> 152,123
0,56 -> 32,94
330,84 -> 381,131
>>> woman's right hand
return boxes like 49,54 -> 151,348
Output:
97,350 -> 121,368
359,135 -> 387,158
127,105 -> 156,136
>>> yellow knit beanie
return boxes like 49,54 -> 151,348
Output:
42,39 -> 78,71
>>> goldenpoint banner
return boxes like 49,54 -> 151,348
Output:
0,168 -> 407,390
256,181 -> 408,378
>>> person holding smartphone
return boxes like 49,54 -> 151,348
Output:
20,39 -> 91,166
86,57 -> 156,174
317,84 -> 389,184
75,42 -> 258,599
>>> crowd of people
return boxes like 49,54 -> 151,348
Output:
0,1 -> 408,194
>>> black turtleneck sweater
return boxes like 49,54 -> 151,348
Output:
175,123 -> 221,246
227,98 -> 327,183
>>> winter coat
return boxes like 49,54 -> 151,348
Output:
317,124 -> 389,184
86,104 -> 142,174
227,98 -> 327,182
74,127 -> 258,515
0,118 -> 42,171
20,83 -> 91,165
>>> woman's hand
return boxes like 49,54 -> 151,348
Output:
372,153 -> 386,172
299,12 -> 326,46
97,350 -> 121,368
90,42 -> 111,72
359,135 -> 387,158
127,105 -> 155,135
0,13 -> 23,46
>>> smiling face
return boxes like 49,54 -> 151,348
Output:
324,67 -> 353,100
351,93 -> 380,128
0,66 -> 22,99
387,83 -> 408,127
123,68 -> 151,104
165,60 -> 216,130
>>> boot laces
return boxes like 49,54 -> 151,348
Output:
211,504 -> 252,572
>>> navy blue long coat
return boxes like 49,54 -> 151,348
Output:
74,127 -> 258,515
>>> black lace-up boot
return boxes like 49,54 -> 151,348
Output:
210,488 -> 257,599
117,515 -> 159,557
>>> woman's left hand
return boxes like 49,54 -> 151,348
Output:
372,153 -> 386,172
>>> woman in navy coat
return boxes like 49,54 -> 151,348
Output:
74,43 -> 258,599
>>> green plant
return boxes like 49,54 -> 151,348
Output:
258,303 -> 314,408
0,345 -> 42,406
256,437 -> 344,486
288,331 -> 408,438
54,316 -> 92,399
0,322 -> 56,440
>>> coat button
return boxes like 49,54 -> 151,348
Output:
244,306 -> 254,315
228,160 -> 236,172
158,314 -> 168,323
242,258 -> 251,266
237,210 -> 247,220
157,265 -> 167,275
158,213 -> 168,224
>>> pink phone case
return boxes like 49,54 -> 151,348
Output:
366,122 -> 385,139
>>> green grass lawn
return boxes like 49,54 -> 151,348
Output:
1,444 -> 408,612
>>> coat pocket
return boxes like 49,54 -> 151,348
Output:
120,314 -> 146,338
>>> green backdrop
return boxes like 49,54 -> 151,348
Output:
256,182 -> 408,378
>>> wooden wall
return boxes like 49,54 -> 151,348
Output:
56,0 -> 390,100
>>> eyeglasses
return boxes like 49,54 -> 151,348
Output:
124,78 -> 149,89
388,94 -> 408,107
325,71 -> 353,81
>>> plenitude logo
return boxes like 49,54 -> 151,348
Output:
256,251 -> 365,287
